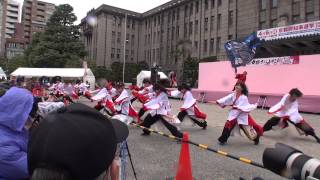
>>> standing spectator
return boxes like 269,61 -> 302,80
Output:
28,103 -> 129,180
0,87 -> 34,179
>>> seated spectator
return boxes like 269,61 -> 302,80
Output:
28,103 -> 129,180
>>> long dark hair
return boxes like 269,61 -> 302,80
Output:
153,79 -> 170,93
234,82 -> 249,96
31,167 -> 72,180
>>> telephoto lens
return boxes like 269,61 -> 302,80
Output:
263,143 -> 320,180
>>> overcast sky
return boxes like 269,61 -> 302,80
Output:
16,0 -> 171,23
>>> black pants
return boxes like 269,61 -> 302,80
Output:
140,114 -> 183,138
177,110 -> 207,128
263,116 -> 320,142
131,97 -> 137,104
63,95 -> 74,103
138,108 -> 146,118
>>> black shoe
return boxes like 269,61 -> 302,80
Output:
218,141 -> 226,145
254,136 -> 260,145
141,132 -> 150,136
202,121 -> 207,130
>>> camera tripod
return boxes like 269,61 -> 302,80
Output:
121,141 -> 137,180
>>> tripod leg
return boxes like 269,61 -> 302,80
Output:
125,142 -> 138,180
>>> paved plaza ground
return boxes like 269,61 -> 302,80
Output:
82,98 -> 320,180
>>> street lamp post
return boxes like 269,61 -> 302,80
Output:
122,14 -> 127,83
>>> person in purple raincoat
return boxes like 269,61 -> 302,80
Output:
0,87 -> 34,180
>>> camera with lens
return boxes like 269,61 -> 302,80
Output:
263,143 -> 320,180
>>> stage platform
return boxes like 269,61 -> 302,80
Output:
193,54 -> 320,114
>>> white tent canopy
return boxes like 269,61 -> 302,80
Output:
11,68 -> 95,89
0,67 -> 6,80
136,70 -> 168,88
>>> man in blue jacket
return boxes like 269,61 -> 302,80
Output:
0,87 -> 34,180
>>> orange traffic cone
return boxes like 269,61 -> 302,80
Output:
175,132 -> 193,180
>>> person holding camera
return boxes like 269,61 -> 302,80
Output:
263,88 -> 320,143
28,103 -> 129,180
0,87 -> 34,179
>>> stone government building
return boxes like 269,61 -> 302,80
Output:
80,0 -> 320,78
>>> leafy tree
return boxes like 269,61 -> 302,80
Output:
182,57 -> 199,87
7,55 -> 29,73
137,61 -> 149,71
25,4 -> 86,68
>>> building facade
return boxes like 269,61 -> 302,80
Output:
5,23 -> 26,59
80,0 -> 320,77
0,0 -> 20,56
21,0 -> 55,44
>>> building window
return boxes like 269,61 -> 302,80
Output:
205,0 -> 209,10
185,5 -> 188,17
292,0 -> 300,15
270,19 -> 277,27
194,41 -> 198,49
117,49 -> 120,59
204,17 -> 208,31
216,37 -> 221,52
229,11 -> 234,26
112,31 -> 116,37
195,20 -> 199,34
204,39 -> 208,53
306,0 -> 314,13
210,16 -> 215,30
209,38 -> 214,53
211,0 -> 215,8
176,26 -> 180,37
271,0 -> 278,8
306,12 -> 315,21
190,3 -> 193,15
111,48 -> 115,58
172,27 -> 175,40
117,32 -> 121,42
118,18 -> 122,27
131,34 -> 135,44
196,1 -> 199,13
228,35 -> 233,40
292,15 -> 300,24
260,0 -> 267,10
189,22 -> 193,35
184,23 -> 188,38
172,10 -> 176,21
218,0 -> 222,6
177,8 -> 180,20
127,19 -> 130,28
217,14 -> 221,30
259,21 -> 267,29
132,21 -> 135,29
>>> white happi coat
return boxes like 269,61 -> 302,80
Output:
91,88 -> 108,101
115,89 -> 131,115
171,90 -> 197,116
217,93 -> 257,125
138,85 -> 153,95
78,83 -> 89,94
269,94 -> 303,124
63,84 -> 75,96
143,92 -> 171,116
108,88 -> 117,99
